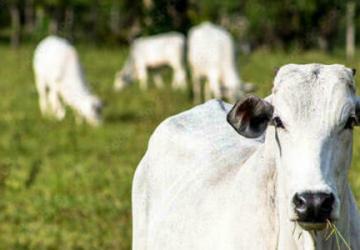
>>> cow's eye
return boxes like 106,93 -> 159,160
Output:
273,117 -> 285,129
344,116 -> 357,130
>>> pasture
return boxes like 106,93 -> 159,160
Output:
0,44 -> 359,249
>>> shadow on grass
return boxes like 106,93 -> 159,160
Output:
25,159 -> 41,188
105,111 -> 143,124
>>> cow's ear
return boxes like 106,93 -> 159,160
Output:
227,95 -> 274,138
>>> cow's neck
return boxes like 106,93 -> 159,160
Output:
314,184 -> 351,250
262,128 -> 352,250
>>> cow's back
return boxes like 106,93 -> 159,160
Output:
132,100 -> 263,249
188,22 -> 233,74
132,32 -> 185,66
33,36 -> 78,83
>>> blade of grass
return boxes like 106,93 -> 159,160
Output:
325,227 -> 336,241
326,220 -> 351,250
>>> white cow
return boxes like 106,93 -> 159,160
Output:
114,32 -> 186,91
133,64 -> 360,249
188,22 -> 246,103
33,36 -> 102,126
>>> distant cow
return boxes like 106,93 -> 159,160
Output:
132,64 -> 360,249
188,22 -> 246,103
33,36 -> 102,126
114,32 -> 186,91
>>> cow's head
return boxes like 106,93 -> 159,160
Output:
227,64 -> 358,231
80,95 -> 103,126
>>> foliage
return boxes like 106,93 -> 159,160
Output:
0,0 -> 359,49
143,0 -> 190,35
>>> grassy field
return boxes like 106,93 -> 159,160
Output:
0,44 -> 359,249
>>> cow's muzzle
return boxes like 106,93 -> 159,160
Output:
293,192 -> 335,230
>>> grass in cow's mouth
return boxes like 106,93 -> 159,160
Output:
325,220 -> 351,250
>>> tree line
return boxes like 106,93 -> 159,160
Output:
1,0 -> 358,51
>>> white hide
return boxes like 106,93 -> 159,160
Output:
33,36 -> 102,126
132,64 -> 360,250
188,22 -> 243,103
114,32 -> 186,91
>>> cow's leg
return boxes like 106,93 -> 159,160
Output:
153,73 -> 164,89
207,72 -> 221,100
35,74 -> 50,116
204,81 -> 212,101
137,65 -> 148,91
226,86 -> 240,103
48,87 -> 65,120
171,63 -> 186,90
191,70 -> 202,104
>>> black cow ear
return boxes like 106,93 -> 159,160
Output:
352,68 -> 356,77
227,95 -> 274,138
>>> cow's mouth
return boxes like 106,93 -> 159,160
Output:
297,221 -> 327,231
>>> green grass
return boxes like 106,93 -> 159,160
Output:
0,44 -> 359,249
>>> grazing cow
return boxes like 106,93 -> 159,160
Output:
33,36 -> 102,126
188,22 -> 247,103
132,64 -> 360,250
114,32 -> 186,91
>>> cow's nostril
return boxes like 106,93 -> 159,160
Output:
319,193 -> 334,213
293,193 -> 307,210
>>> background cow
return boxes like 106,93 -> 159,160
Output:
114,32 -> 187,91
33,36 -> 102,126
188,22 -> 250,104
133,64 -> 360,249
